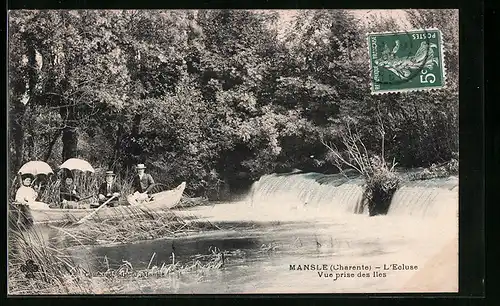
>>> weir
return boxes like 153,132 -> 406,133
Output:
246,171 -> 458,218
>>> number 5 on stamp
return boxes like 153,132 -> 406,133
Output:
367,29 -> 446,94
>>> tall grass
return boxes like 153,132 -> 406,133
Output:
8,216 -> 94,295
8,224 -> 228,294
51,205 -> 221,246
42,169 -> 135,206
8,205 -> 228,295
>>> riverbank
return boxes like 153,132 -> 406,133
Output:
7,208 -> 227,295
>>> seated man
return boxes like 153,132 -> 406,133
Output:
93,171 -> 121,208
127,164 -> 155,205
60,174 -> 81,209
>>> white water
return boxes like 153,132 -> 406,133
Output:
153,172 -> 458,293
248,173 -> 366,214
180,173 -> 458,221
389,177 -> 458,218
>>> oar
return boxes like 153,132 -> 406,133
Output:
77,195 -> 94,202
75,195 -> 117,225
60,194 -> 93,202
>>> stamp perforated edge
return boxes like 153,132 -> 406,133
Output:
366,28 -> 447,95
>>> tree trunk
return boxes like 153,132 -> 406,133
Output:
131,114 -> 142,136
9,101 -> 26,174
130,114 -> 142,158
43,129 -> 62,162
9,32 -> 37,171
60,106 -> 78,161
62,128 -> 78,160
59,11 -> 79,162
112,123 -> 124,165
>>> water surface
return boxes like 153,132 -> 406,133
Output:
42,173 -> 459,294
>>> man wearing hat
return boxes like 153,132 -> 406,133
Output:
95,171 -> 121,208
127,164 -> 155,205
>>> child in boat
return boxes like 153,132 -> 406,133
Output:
60,173 -> 81,208
94,171 -> 121,208
127,164 -> 155,205
15,174 -> 50,210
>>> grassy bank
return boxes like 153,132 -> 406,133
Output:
8,206 -> 228,295
8,220 -> 94,294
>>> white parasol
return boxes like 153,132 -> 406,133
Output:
18,161 -> 53,176
59,158 -> 95,173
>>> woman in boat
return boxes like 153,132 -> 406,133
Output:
127,164 -> 155,205
60,173 -> 81,208
15,174 -> 50,210
94,171 -> 121,208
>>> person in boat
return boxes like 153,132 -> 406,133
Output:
95,171 -> 121,208
127,164 -> 155,205
15,174 -> 50,210
60,173 -> 81,209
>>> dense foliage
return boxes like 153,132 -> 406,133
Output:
8,9 -> 459,198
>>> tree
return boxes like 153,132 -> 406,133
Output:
8,9 -> 459,197
8,11 -> 131,165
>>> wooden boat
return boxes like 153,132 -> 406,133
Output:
26,182 -> 186,224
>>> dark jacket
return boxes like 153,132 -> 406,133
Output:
98,182 -> 121,199
60,183 -> 80,202
132,174 -> 155,194
91,181 -> 122,208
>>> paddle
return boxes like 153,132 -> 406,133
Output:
60,193 -> 93,202
75,195 -> 117,225
77,195 -> 94,202
58,194 -> 94,209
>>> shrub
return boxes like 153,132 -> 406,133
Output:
322,114 -> 401,216
409,156 -> 459,181
362,156 -> 401,216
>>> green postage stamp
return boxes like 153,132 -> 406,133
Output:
368,29 -> 445,94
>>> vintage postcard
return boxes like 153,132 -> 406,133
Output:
7,9 -> 459,294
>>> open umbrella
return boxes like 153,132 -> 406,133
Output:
59,158 -> 95,173
18,161 -> 53,176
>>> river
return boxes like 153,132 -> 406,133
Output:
40,172 -> 459,294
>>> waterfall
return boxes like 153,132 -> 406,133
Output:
246,172 -> 458,218
388,176 -> 458,218
247,172 -> 365,214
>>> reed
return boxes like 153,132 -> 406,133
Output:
39,169 -> 134,206
52,206 -> 221,246
99,247 -> 226,279
8,218 -> 94,295
8,208 -> 229,295
79,246 -> 233,294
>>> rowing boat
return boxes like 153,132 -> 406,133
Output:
26,182 -> 186,224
